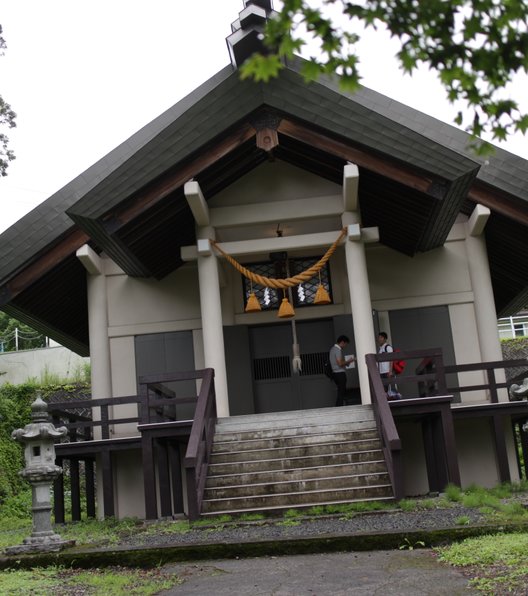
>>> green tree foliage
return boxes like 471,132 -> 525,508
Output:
0,381 -> 90,514
241,0 -> 528,150
0,383 -> 35,502
0,25 -> 16,176
0,312 -> 46,352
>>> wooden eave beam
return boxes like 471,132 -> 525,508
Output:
0,228 -> 89,306
468,181 -> 528,226
277,118 -> 440,195
102,123 -> 256,232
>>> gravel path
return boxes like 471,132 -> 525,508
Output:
120,506 -> 487,549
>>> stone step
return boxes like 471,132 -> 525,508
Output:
201,404 -> 392,519
206,460 -> 388,488
201,484 -> 393,514
214,418 -> 377,442
207,448 -> 385,475
204,472 -> 391,499
210,438 -> 382,464
212,428 -> 379,453
215,405 -> 374,433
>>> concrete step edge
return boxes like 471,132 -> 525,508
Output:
206,460 -> 387,482
213,429 -> 378,448
202,484 -> 393,506
200,495 -> 395,517
216,405 -> 373,425
208,449 -> 385,470
205,472 -> 391,493
215,416 -> 376,433
200,496 -> 394,516
210,439 -> 381,459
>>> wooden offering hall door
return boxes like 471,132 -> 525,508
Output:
249,319 -> 338,413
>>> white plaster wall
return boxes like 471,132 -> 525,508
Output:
0,346 -> 89,386
106,266 -> 201,335
113,450 -> 145,519
455,418 -> 500,488
368,230 -> 472,308
209,160 -> 342,208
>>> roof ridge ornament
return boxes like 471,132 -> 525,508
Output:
226,1 -> 275,69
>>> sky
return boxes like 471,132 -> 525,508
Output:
1,0 -> 527,235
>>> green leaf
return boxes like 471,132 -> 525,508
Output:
300,59 -> 324,82
239,54 -> 283,83
515,114 -> 528,134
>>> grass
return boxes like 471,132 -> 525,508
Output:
436,532 -> 528,593
59,517 -> 144,546
238,512 -> 266,522
0,566 -> 181,595
0,517 -> 31,550
444,483 -> 463,502
398,499 -> 419,512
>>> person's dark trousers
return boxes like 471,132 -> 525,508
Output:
380,372 -> 390,393
333,372 -> 347,406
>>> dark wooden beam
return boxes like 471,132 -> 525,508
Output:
85,458 -> 96,518
169,443 -> 185,514
278,118 -> 440,195
0,228 -> 89,305
158,441 -> 173,517
468,182 -> 528,225
103,123 -> 256,231
53,457 -> 65,525
101,448 -> 115,518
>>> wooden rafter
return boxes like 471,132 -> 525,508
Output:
1,228 -> 89,305
468,182 -> 528,226
277,118 -> 440,195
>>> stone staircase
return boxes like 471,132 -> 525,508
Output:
201,405 -> 394,516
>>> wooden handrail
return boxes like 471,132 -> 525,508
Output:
183,368 -> 217,520
365,353 -> 403,500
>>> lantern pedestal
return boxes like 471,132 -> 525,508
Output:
4,394 -> 75,555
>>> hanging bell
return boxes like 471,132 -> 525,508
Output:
245,292 -> 262,313
314,283 -> 331,305
278,297 -> 295,319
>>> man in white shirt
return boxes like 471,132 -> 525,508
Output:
329,335 -> 355,406
377,332 -> 393,379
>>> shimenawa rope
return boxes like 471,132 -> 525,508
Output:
209,228 -> 347,288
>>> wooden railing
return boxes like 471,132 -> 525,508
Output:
49,368 -> 217,522
49,393 -> 143,522
183,368 -> 217,520
375,347 -> 447,396
365,353 -> 403,500
444,359 -> 528,403
368,348 -> 528,501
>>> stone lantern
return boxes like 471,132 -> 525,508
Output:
509,378 -> 528,432
5,393 -> 74,554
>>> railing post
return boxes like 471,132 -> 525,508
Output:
186,468 -> 199,521
487,367 -> 499,403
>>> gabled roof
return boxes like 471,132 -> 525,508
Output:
0,59 -> 527,355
